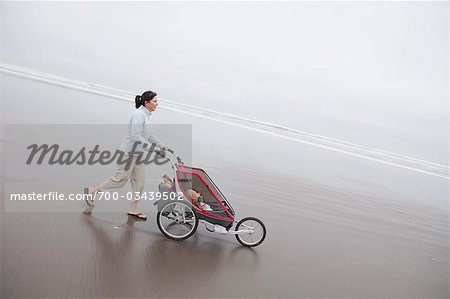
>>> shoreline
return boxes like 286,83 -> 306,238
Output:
1,66 -> 448,178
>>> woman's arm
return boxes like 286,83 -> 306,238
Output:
147,128 -> 164,148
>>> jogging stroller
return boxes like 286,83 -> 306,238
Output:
154,149 -> 266,247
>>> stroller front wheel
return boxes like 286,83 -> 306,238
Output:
235,217 -> 266,247
157,201 -> 198,241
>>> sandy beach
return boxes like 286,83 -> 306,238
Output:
1,73 -> 449,298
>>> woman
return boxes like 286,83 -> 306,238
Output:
84,90 -> 166,220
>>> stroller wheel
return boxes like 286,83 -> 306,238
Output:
235,217 -> 266,247
157,201 -> 198,241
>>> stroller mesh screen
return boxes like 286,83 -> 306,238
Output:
177,167 -> 233,217
177,171 -> 216,206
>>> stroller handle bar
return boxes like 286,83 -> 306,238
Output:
155,148 -> 183,164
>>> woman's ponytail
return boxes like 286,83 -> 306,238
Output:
135,90 -> 157,109
135,95 -> 143,109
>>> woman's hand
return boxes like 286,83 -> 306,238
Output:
158,145 -> 167,156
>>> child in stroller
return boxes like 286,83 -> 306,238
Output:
186,189 -> 229,218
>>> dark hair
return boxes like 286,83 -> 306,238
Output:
135,90 -> 157,109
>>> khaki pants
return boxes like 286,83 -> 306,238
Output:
99,155 -> 145,198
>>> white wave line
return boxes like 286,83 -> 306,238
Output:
1,63 -> 448,179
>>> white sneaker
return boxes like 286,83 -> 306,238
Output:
214,225 -> 228,235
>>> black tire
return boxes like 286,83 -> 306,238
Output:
157,201 -> 198,241
235,217 -> 266,247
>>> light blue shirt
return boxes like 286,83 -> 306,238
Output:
118,106 -> 163,154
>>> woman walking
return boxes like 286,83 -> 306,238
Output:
84,90 -> 166,220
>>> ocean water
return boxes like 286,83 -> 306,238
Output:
1,1 -> 448,164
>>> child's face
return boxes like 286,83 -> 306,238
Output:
188,189 -> 200,204
192,190 -> 200,200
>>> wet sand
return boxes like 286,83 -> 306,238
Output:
1,73 -> 449,298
